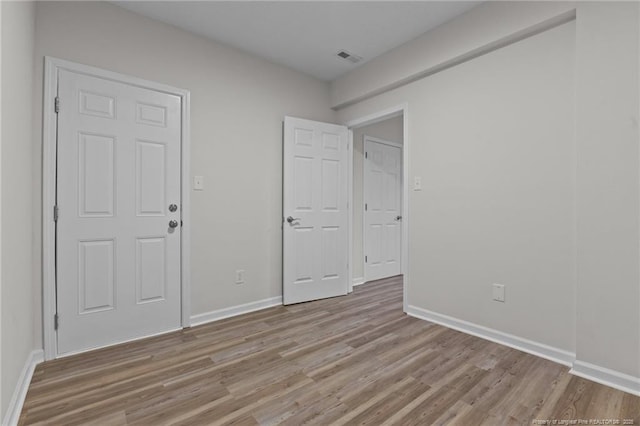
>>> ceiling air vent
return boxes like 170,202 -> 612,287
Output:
336,50 -> 362,64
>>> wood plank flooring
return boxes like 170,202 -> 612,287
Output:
19,276 -> 640,425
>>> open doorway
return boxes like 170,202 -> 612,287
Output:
347,106 -> 408,311
363,135 -> 403,282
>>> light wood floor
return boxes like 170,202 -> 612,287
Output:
20,276 -> 639,425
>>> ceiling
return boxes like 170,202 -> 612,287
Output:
114,1 -> 480,81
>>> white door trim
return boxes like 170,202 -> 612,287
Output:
345,104 -> 409,312
347,129 -> 354,293
42,56 -> 191,360
362,135 -> 403,282
363,135 -> 403,150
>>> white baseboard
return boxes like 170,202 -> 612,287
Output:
190,296 -> 282,327
406,305 -> 575,367
352,277 -> 365,286
570,360 -> 640,397
406,305 -> 640,396
2,349 -> 44,426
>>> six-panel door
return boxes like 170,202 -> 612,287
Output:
283,117 -> 349,304
364,138 -> 402,281
56,69 -> 182,355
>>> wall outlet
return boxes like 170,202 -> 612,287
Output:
235,269 -> 245,284
492,283 -> 505,302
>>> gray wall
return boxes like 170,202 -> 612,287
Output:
1,1 -> 37,418
336,2 -> 640,382
573,2 -> 640,379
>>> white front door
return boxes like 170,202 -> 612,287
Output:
56,69 -> 182,355
364,136 -> 402,281
283,117 -> 349,304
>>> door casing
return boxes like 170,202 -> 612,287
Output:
42,56 -> 191,360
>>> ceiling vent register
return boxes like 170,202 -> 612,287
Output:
337,50 -> 362,64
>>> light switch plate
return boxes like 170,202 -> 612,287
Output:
492,283 -> 505,302
193,176 -> 204,191
413,176 -> 422,191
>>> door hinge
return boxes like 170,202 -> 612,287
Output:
365,256 -> 368,263
54,97 -> 60,113
365,203 -> 368,211
181,220 -> 183,227
53,205 -> 59,222
365,152 -> 368,159
54,313 -> 59,330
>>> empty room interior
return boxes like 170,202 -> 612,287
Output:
2,1 -> 640,424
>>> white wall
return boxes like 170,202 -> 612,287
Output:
343,21 -> 577,352
1,0 -> 36,419
331,1 -> 577,109
1,0 -> 3,414
574,2 -> 640,382
336,1 -> 640,387
32,1 -> 336,337
352,116 -> 403,281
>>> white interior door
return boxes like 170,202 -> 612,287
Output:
364,136 -> 402,281
283,116 -> 349,304
56,69 -> 182,355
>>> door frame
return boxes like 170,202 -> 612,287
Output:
362,135 -> 403,283
42,56 -> 191,360
345,103 -> 409,312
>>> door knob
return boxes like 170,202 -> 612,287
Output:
286,216 -> 300,224
396,215 -> 402,221
169,220 -> 179,228
168,204 -> 178,212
